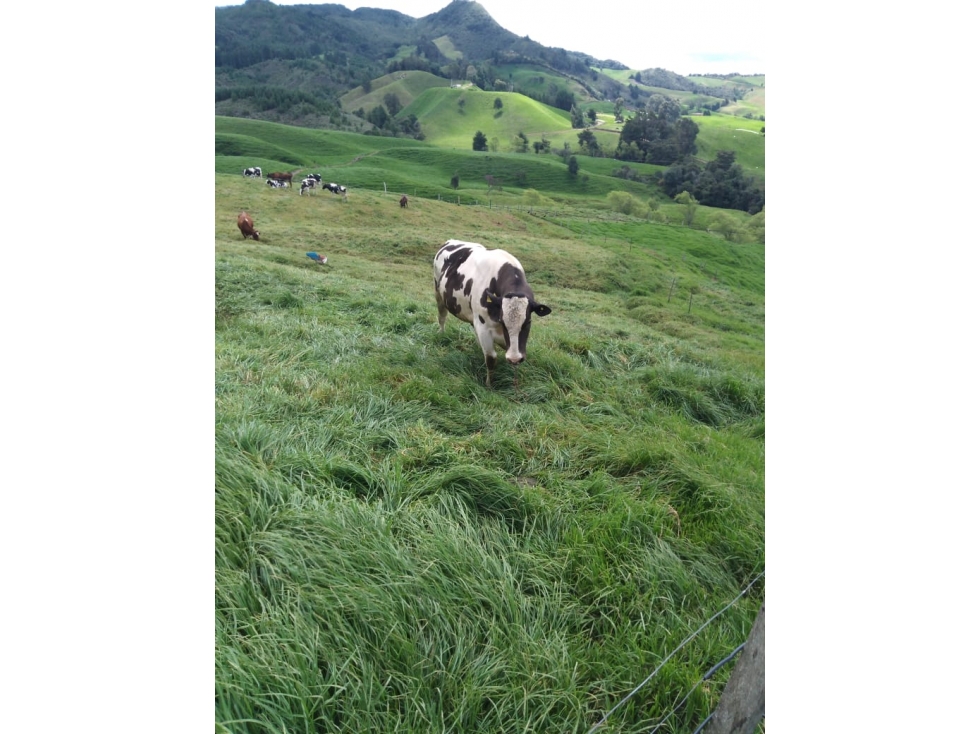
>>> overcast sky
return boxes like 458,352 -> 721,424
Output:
214,0 -> 765,76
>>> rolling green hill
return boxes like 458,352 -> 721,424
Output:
215,116 -> 675,207
400,87 -> 571,150
216,113 -> 764,213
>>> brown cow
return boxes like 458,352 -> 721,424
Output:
400,195 -> 408,208
237,211 -> 260,240
267,171 -> 293,186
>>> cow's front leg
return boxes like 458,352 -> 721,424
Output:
474,325 -> 498,388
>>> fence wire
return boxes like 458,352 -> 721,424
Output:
586,570 -> 765,734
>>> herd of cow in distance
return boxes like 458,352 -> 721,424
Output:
234,168 -> 549,388
243,167 -> 349,196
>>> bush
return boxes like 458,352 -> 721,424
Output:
709,212 -> 744,242
523,189 -> 551,206
607,191 -> 639,216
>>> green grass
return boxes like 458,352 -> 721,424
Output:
216,130 -> 765,734
690,114 -> 766,179
216,115 -> 689,206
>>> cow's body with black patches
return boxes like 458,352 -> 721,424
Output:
433,239 -> 551,387
299,177 -> 317,195
243,167 -> 262,177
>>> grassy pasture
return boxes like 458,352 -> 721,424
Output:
432,34 -> 464,60
216,116 -> 639,202
340,70 -> 451,113
721,86 -> 766,119
215,115 -> 764,229
690,115 -> 766,179
215,114 -> 765,733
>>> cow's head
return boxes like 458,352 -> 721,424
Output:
480,290 -> 551,364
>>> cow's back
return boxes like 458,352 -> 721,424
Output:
435,240 -> 522,325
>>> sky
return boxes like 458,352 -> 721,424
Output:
213,0 -> 766,76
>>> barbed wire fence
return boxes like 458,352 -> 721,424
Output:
585,570 -> 765,734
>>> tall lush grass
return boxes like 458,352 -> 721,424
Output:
216,131 -> 764,732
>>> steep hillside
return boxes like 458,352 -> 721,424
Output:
216,0 -> 650,129
341,71 -> 451,114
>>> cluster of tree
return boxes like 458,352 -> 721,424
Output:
613,100 -> 699,165
629,67 -> 749,104
659,151 -> 764,214
216,42 -> 314,70
354,95 -> 424,140
518,86 -> 577,112
577,129 -> 601,156
610,164 -> 655,185
386,54 -> 442,75
215,85 -> 340,116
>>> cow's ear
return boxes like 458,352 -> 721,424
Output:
480,289 -> 502,317
533,303 -> 552,317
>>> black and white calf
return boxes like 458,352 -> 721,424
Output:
433,240 -> 551,387
299,177 -> 318,195
266,178 -> 287,188
243,167 -> 262,177
324,182 -> 347,195
304,173 -> 322,183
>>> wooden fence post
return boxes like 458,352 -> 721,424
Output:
704,601 -> 764,734
668,277 -> 677,303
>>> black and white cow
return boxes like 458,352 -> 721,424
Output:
299,177 -> 317,195
324,182 -> 347,195
433,240 -> 551,387
266,178 -> 287,188
243,167 -> 262,177
304,173 -> 322,183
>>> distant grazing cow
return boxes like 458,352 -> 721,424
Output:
324,182 -> 347,195
266,178 -> 287,188
433,240 -> 551,387
237,211 -> 259,241
267,172 -> 293,186
299,177 -> 318,196
400,195 -> 409,208
304,173 -> 322,182
243,167 -> 262,178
